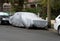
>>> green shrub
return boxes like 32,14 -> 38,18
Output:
25,7 -> 41,14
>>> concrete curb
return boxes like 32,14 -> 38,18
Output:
48,28 -> 57,32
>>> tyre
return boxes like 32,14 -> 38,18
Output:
45,26 -> 48,30
25,25 -> 30,29
1,21 -> 4,25
58,27 -> 60,35
25,25 -> 32,29
26,27 -> 30,29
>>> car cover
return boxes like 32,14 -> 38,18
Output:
9,12 -> 24,27
9,12 -> 47,27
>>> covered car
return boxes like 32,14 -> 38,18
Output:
9,12 -> 48,28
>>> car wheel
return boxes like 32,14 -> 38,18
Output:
1,21 -> 4,25
44,26 -> 48,30
25,25 -> 33,29
58,27 -> 60,35
25,25 -> 30,29
23,24 -> 30,29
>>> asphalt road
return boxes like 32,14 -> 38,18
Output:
0,25 -> 60,41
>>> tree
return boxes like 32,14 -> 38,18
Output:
19,0 -> 24,11
0,0 -> 5,11
9,0 -> 24,12
51,0 -> 60,10
39,0 -> 60,28
47,0 -> 51,28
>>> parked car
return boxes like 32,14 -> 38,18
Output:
54,15 -> 60,35
0,12 -> 10,24
9,12 -> 48,29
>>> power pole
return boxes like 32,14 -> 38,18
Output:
47,0 -> 51,28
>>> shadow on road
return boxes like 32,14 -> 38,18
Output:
0,24 -> 48,31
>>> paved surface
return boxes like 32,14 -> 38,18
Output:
0,25 -> 60,41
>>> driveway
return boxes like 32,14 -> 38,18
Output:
0,25 -> 60,41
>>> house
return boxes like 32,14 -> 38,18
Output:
25,0 -> 39,8
0,0 -> 11,11
0,0 -> 40,11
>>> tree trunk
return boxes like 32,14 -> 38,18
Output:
0,0 -> 4,11
47,0 -> 51,28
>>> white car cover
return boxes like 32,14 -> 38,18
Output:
9,12 -> 24,27
9,12 -> 47,28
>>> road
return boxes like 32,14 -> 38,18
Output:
0,25 -> 60,41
